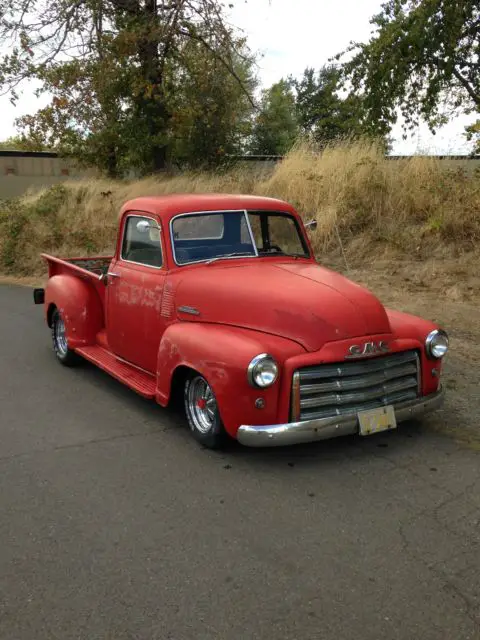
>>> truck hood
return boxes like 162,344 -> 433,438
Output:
175,261 -> 392,352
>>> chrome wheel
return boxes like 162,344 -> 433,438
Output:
186,376 -> 218,434
54,315 -> 68,356
50,308 -> 79,367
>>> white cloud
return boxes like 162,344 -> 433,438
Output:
0,0 -> 477,154
230,0 -> 381,87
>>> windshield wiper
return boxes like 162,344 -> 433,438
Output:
206,252 -> 255,265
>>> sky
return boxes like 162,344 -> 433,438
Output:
0,0 -> 477,154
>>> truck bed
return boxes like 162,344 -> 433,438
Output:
42,253 -> 113,279
42,254 -> 113,308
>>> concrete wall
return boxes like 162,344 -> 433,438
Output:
0,152 -> 93,199
2,151 -> 478,200
424,158 -> 480,173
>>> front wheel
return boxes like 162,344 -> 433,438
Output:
184,375 -> 226,449
51,309 -> 80,367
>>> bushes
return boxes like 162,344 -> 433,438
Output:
0,183 -> 116,275
0,203 -> 29,269
0,140 -> 478,276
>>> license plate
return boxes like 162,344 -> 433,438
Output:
358,405 -> 397,436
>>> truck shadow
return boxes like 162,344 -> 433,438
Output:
68,356 -> 440,470
220,419 -> 428,468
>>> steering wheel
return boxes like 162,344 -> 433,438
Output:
268,244 -> 283,253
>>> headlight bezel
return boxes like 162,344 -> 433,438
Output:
247,353 -> 279,388
425,329 -> 449,359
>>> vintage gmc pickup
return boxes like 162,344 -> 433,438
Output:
34,194 -> 448,448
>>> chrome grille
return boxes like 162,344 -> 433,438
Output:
295,350 -> 420,421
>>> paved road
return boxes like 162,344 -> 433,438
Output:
1,284 -> 479,640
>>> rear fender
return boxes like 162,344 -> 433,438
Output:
45,275 -> 104,349
155,323 -> 305,438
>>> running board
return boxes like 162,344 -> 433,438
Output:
75,345 -> 156,398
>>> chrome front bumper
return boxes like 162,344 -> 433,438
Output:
237,388 -> 445,447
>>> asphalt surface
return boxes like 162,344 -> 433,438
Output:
1,283 -> 479,640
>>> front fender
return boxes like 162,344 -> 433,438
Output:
45,275 -> 103,349
386,307 -> 444,395
155,323 -> 305,437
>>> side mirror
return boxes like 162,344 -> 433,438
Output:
136,219 -> 153,233
304,219 -> 318,231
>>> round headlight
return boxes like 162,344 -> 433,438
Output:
426,329 -> 449,359
247,354 -> 278,388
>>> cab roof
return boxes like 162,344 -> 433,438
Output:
119,193 -> 297,221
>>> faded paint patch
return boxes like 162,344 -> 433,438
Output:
118,280 -> 164,313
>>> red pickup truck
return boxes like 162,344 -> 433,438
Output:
34,194 -> 448,448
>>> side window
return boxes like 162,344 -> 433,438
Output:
121,216 -> 163,268
268,215 -> 307,255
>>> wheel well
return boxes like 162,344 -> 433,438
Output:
169,365 -> 197,407
47,303 -> 57,328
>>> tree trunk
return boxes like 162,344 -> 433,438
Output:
106,145 -> 118,178
136,0 -> 171,173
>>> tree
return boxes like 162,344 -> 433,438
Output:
248,68 -> 389,158
338,0 -> 480,139
293,66 -> 379,141
465,120 -> 480,154
0,0 -> 257,175
16,54 -> 134,176
0,135 -> 50,151
168,35 -> 257,167
249,80 -> 299,155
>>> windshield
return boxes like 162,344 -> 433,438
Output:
171,210 -> 310,265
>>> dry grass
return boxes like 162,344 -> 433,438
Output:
0,139 -> 479,278
261,140 -> 480,260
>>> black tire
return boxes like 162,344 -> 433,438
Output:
184,374 -> 226,449
51,308 -> 80,367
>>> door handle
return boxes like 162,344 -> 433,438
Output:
107,272 -> 120,278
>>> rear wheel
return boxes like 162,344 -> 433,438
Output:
51,309 -> 80,366
184,374 -> 226,449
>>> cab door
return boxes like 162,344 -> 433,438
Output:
106,213 -> 167,373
